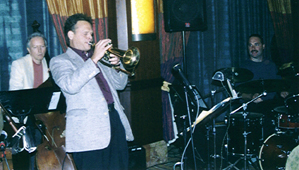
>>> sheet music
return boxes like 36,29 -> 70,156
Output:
48,92 -> 61,110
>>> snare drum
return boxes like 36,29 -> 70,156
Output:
259,131 -> 297,170
226,112 -> 264,155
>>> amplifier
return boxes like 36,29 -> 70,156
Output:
128,142 -> 146,170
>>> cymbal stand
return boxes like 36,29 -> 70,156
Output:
242,110 -> 249,169
228,92 -> 266,170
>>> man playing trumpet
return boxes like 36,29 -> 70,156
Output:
49,13 -> 134,170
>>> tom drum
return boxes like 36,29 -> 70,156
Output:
274,106 -> 299,129
285,94 -> 299,116
226,112 -> 264,155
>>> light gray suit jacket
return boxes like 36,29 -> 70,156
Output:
50,48 -> 134,152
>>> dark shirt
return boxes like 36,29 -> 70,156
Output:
70,47 -> 114,104
238,59 -> 281,102
241,59 -> 280,80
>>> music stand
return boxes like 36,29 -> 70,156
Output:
0,86 -> 66,153
0,86 -> 65,119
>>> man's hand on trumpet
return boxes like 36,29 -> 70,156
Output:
90,39 -> 112,63
108,54 -> 120,66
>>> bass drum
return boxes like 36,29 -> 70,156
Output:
259,131 -> 298,170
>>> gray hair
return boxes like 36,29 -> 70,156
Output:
26,32 -> 48,48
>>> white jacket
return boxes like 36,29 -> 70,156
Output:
9,54 -> 49,90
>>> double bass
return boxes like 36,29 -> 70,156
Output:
34,78 -> 77,170
35,111 -> 76,170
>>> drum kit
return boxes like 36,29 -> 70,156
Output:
184,67 -> 299,170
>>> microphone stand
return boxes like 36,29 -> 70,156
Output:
210,90 -> 218,170
183,86 -> 197,170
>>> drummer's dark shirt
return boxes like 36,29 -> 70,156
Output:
241,59 -> 280,80
240,59 -> 280,101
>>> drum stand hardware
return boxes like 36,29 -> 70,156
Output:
225,92 -> 267,170
173,64 -> 211,170
206,119 -> 225,170
206,89 -> 227,170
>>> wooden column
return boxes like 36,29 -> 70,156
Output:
108,0 -> 163,145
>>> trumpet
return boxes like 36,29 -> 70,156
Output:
88,42 -> 140,76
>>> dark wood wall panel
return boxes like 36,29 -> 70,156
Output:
112,0 -> 163,145
130,85 -> 163,144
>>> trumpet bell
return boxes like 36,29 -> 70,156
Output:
121,47 -> 140,69
108,47 -> 140,76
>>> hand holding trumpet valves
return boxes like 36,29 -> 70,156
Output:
88,41 -> 140,76
88,40 -> 113,63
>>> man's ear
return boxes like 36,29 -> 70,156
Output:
68,31 -> 74,40
27,48 -> 30,54
263,44 -> 265,50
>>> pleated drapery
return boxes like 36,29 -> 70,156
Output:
157,0 -> 191,143
46,0 -> 109,52
267,0 -> 295,67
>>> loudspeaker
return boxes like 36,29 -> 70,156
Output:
128,142 -> 146,170
163,0 -> 207,32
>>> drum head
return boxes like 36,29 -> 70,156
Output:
286,145 -> 299,170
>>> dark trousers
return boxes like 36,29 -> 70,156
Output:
72,104 -> 129,170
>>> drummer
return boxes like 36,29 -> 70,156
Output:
238,34 -> 288,137
240,34 -> 282,100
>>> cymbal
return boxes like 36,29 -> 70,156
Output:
213,67 -> 254,83
235,79 -> 291,93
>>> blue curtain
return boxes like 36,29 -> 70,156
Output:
163,0 -> 275,142
185,0 -> 274,113
0,0 -> 62,91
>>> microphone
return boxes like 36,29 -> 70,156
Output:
0,130 -> 7,151
172,64 -> 192,90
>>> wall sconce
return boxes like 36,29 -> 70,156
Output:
131,0 -> 156,41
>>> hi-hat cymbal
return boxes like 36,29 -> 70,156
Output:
235,79 -> 291,93
212,67 -> 254,83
